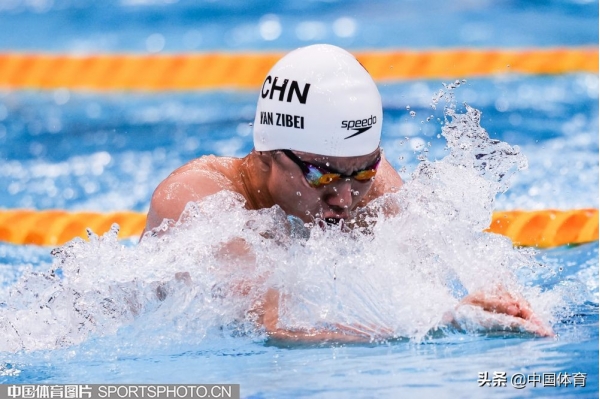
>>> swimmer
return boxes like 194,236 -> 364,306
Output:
144,44 -> 402,232
144,44 -> 553,341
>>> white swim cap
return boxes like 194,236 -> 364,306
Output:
253,44 -> 382,157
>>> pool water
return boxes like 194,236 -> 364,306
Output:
0,0 -> 598,398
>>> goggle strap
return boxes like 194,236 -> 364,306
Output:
281,149 -> 311,174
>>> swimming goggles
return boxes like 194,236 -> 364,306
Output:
281,149 -> 380,188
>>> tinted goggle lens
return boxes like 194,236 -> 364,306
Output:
285,150 -> 380,188
305,167 -> 341,187
353,168 -> 378,181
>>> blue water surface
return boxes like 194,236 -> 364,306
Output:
0,241 -> 597,398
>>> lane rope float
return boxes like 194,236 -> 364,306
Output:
0,47 -> 597,91
485,209 -> 598,248
0,210 -> 147,246
0,209 -> 597,248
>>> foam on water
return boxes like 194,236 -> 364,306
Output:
0,86 -> 588,354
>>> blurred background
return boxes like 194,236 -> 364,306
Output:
0,0 -> 597,51
0,0 -> 598,212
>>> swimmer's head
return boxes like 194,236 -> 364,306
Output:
253,44 -> 382,157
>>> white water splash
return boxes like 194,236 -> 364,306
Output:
0,87 -> 563,353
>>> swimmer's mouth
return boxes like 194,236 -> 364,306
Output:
315,212 -> 348,228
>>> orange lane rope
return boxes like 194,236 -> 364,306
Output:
0,209 -> 597,248
0,210 -> 147,246
485,209 -> 598,248
0,47 -> 597,91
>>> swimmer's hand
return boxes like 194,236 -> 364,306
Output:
445,288 -> 554,337
154,272 -> 193,301
257,289 -> 387,343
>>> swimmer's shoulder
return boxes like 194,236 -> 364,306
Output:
360,154 -> 403,205
160,155 -> 245,195
166,155 -> 243,183
145,155 -> 245,231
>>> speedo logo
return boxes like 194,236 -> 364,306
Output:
341,115 -> 377,139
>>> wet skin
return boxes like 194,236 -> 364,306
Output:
260,148 -> 389,225
144,149 -> 553,340
143,147 -> 403,233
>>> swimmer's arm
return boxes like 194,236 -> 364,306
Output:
444,288 -> 554,337
257,289 -> 378,343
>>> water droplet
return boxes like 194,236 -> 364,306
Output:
296,191 -> 302,196
409,111 -> 416,117
406,105 -> 410,110
325,162 -> 330,167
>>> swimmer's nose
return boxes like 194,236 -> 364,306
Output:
324,179 -> 353,214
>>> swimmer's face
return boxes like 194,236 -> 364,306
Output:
267,148 -> 381,224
